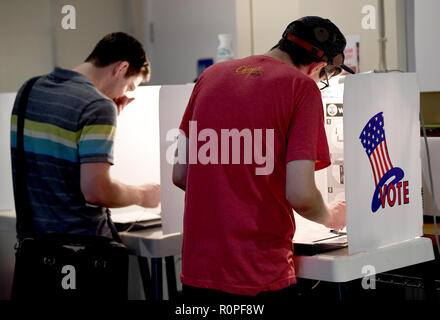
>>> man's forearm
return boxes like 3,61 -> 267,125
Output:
84,178 -> 141,208
99,180 -> 142,208
293,188 -> 330,226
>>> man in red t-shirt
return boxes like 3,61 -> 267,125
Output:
173,16 -> 353,300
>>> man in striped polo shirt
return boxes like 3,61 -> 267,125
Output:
11,32 -> 160,241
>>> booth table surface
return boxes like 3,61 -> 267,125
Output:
0,210 -> 435,283
0,210 -> 182,258
293,236 -> 435,282
119,229 -> 182,258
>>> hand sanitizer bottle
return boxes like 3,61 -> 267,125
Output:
216,34 -> 234,63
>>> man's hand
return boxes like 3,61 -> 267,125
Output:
137,183 -> 161,208
113,95 -> 135,115
81,163 -> 160,209
324,200 -> 346,230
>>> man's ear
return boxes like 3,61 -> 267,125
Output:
112,61 -> 129,77
307,61 -> 327,78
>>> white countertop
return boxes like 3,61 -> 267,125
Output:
0,209 -> 182,258
119,229 -> 182,258
1,209 -> 434,282
293,236 -> 434,282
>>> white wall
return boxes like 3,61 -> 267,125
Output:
235,0 -> 253,57
0,0 -> 134,93
51,0 -> 132,69
414,0 -> 440,92
236,0 -> 407,73
143,0 -> 237,85
0,0 -> 53,93
0,0 -> 238,90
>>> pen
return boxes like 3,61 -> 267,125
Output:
330,229 -> 347,235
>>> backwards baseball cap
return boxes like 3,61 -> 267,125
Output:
282,16 -> 355,75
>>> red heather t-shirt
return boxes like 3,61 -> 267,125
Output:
179,55 -> 330,295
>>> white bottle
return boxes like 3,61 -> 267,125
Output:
216,34 -> 234,63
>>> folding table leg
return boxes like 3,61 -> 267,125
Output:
151,257 -> 163,300
165,256 -> 178,300
137,256 -> 151,300
421,260 -> 437,301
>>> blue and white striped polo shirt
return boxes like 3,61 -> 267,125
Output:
11,67 -> 117,239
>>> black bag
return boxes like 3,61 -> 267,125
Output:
12,233 -> 129,300
11,76 -> 129,300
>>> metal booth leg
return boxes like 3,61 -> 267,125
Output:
165,256 -> 178,300
151,257 -> 163,300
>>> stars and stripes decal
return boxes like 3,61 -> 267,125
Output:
359,112 -> 393,186
359,112 -> 408,213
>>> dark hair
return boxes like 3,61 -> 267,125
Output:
273,17 -> 348,77
271,40 -> 330,78
271,39 -> 322,67
85,32 -> 150,80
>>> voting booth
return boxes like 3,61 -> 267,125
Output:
0,74 -> 434,299
294,72 -> 425,255
0,74 -> 427,246
344,73 -> 423,254
111,74 -> 426,253
110,85 -> 191,235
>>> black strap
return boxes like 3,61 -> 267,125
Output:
15,76 -> 41,238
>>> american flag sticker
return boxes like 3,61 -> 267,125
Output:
359,112 -> 408,213
360,112 -> 392,186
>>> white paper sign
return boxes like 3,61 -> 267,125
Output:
344,73 -> 423,254
344,35 -> 360,74
321,76 -> 346,203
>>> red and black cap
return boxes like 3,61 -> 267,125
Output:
282,16 -> 355,75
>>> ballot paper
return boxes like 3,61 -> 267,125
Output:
292,211 -> 347,255
111,208 -> 162,232
292,211 -> 346,243
111,207 -> 161,224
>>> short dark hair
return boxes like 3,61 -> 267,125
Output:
85,32 -> 150,80
272,17 -> 348,77
271,39 -> 322,67
272,39 -> 331,78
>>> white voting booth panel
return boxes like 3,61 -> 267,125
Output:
321,76 -> 345,203
0,77 -> 426,252
0,85 -> 191,236
158,85 -> 194,235
344,73 -> 423,254
0,93 -> 17,211
0,94 -> 17,300
293,76 -> 346,245
112,84 -> 192,235
111,86 -> 161,217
